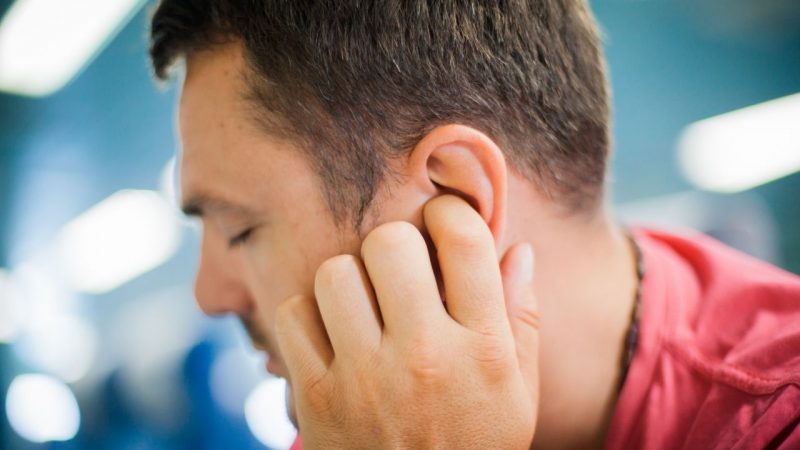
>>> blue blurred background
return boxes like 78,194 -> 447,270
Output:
0,0 -> 798,449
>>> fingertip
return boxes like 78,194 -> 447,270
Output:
521,243 -> 534,284
275,294 -> 305,334
500,243 -> 537,310
423,193 -> 461,215
501,243 -> 532,277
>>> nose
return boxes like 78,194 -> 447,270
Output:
194,224 -> 253,316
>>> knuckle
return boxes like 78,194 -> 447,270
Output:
441,222 -> 491,253
514,304 -> 542,330
406,338 -> 447,384
362,221 -> 422,256
300,372 -> 336,415
315,254 -> 359,290
471,334 -> 514,379
274,294 -> 305,334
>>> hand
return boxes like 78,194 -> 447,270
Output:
275,195 -> 540,449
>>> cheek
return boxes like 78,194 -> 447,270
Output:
241,249 -> 289,320
242,232 -> 317,316
242,218 -> 362,318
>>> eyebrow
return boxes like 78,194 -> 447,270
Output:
180,194 -> 255,219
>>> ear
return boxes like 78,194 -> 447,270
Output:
407,124 -> 508,246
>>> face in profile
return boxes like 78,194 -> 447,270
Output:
178,38 -> 517,428
178,44 -> 370,418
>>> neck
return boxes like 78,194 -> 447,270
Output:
504,186 -> 639,449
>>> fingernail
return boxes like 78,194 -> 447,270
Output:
521,243 -> 534,283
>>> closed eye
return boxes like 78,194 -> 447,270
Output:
228,228 -> 254,248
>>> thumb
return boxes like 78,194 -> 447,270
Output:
500,243 -> 540,396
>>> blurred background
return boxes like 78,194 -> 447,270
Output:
0,0 -> 798,449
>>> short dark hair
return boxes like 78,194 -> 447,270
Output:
150,0 -> 610,226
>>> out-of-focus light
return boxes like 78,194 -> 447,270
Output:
679,92 -> 800,193
114,286 -> 200,375
5,374 -> 81,443
211,347 -> 265,416
15,314 -> 98,383
0,268 -> 28,342
56,190 -> 182,294
112,286 -> 200,427
0,0 -> 146,96
11,261 -> 72,315
245,378 -> 297,450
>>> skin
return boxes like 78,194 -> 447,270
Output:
179,43 -> 639,449
277,198 -> 539,449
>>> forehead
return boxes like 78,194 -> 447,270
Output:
178,45 -> 318,215
178,44 -> 250,174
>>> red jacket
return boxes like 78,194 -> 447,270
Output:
606,229 -> 800,449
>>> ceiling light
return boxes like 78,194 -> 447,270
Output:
678,93 -> 800,192
55,190 -> 182,294
0,0 -> 146,96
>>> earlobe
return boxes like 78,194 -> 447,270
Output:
408,124 -> 508,245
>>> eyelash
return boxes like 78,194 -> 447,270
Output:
228,228 -> 254,248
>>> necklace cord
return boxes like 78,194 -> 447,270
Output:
619,232 -> 646,390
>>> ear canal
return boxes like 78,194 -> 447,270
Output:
426,144 -> 495,226
430,180 -> 482,214
412,124 -> 508,245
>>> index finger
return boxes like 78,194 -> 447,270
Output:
360,221 -> 446,341
423,195 -> 509,335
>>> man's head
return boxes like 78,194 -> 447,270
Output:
149,0 -> 609,393
152,0 -> 610,225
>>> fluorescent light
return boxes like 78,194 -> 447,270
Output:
678,93 -> 800,193
245,378 -> 297,450
0,0 -> 146,96
56,190 -> 182,294
5,374 -> 81,443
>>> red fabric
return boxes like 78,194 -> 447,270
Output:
290,434 -> 302,450
605,228 -> 800,449
289,228 -> 800,450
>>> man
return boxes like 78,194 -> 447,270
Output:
148,1 -> 800,448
